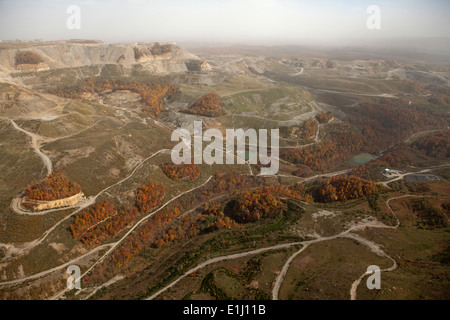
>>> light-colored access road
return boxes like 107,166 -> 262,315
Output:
50,175 -> 213,300
10,119 -> 52,175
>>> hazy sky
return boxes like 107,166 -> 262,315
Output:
0,0 -> 449,44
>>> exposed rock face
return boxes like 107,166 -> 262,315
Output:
15,51 -> 44,65
13,51 -> 50,72
185,59 -> 211,72
116,54 -> 126,64
20,192 -> 84,211
0,41 -> 202,76
15,62 -> 49,72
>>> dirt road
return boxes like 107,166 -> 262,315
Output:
2,149 -> 170,261
10,119 -> 52,175
348,195 -> 426,300
50,175 -> 213,300
0,244 -> 114,287
145,190 -> 411,301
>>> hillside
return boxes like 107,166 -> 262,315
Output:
0,41 -> 208,78
0,40 -> 448,302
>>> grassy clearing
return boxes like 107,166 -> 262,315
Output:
221,84 -> 313,118
348,153 -> 376,166
354,195 -> 450,299
268,71 -> 421,96
0,122 -> 44,222
179,74 -> 273,97
80,197 -> 307,300
42,118 -> 173,196
279,238 -> 391,300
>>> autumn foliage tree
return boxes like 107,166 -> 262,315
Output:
318,176 -> 379,202
412,130 -> 450,158
282,99 -> 448,172
105,173 -> 310,269
341,99 -> 448,153
200,201 -> 233,231
292,164 -> 313,178
380,146 -> 415,167
161,162 -> 201,181
316,112 -> 334,124
70,201 -> 118,239
410,198 -> 448,229
282,130 -> 362,171
230,187 -> 282,223
109,172 -> 261,268
48,77 -> 179,118
151,201 -> 234,249
230,185 -> 309,223
181,92 -> 223,117
425,85 -> 450,105
302,118 -> 319,139
351,160 -> 387,180
80,205 -> 139,246
135,182 -> 166,212
25,172 -> 81,201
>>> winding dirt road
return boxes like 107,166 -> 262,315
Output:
1,149 -> 170,260
10,119 -> 52,175
0,175 -> 214,294
1,79 -> 447,300
348,194 -> 428,300
147,198 -> 400,300
50,175 -> 214,300
146,192 -> 435,301
0,243 -> 114,287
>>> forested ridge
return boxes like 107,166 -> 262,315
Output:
25,172 -> 81,202
48,77 -> 179,117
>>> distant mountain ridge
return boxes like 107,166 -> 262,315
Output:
0,41 -> 209,77
185,37 -> 450,63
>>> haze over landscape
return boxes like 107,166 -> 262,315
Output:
0,0 -> 449,303
1,0 -> 450,45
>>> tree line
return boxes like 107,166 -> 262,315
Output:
25,172 -> 81,202
161,162 -> 201,181
48,77 -> 179,118
181,92 -> 224,117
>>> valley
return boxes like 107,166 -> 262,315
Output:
0,40 -> 448,301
